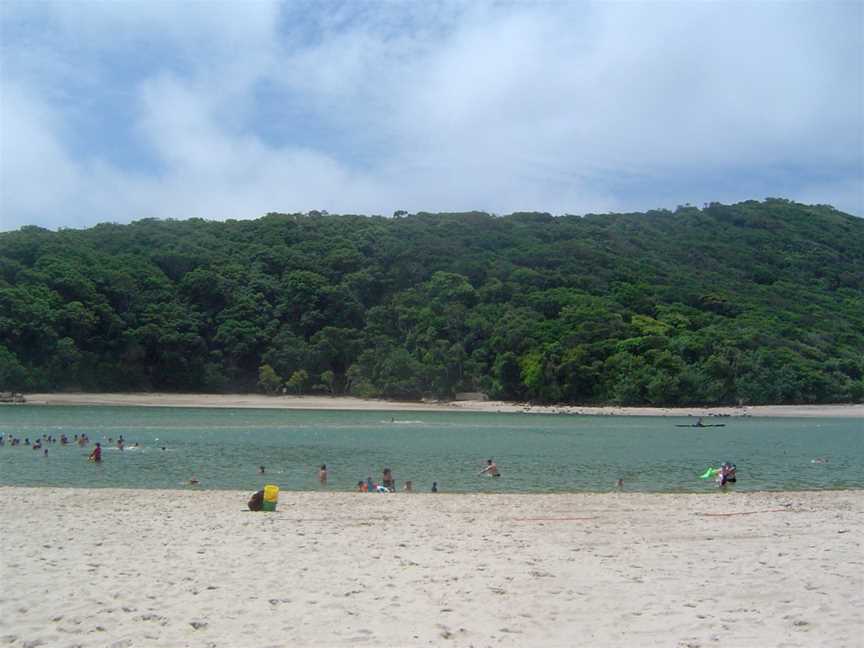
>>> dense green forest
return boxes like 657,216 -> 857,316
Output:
1,199 -> 862,405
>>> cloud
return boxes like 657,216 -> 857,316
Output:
0,1 -> 861,230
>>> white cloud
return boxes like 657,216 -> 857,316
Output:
0,1 -> 861,230
0,83 -> 81,223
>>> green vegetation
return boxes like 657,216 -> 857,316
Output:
1,199 -> 862,405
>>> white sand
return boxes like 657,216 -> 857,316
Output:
20,392 -> 864,418
1,489 -> 861,647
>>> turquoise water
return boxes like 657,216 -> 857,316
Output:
0,406 -> 861,493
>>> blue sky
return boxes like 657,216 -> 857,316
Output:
1,1 -> 861,231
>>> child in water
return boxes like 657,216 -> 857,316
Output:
717,462 -> 737,487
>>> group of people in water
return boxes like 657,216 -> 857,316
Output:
351,459 -> 500,493
1,431 -> 94,451
2,433 -> 776,492
242,459 -> 502,494
354,467 -> 421,492
86,435 -> 136,462
0,432 -> 142,461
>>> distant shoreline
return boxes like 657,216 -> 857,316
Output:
14,392 -> 864,418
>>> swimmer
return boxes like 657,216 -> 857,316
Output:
616,478 -> 624,491
431,481 -> 438,493
318,464 -> 328,484
189,477 -> 200,485
259,465 -> 266,475
479,459 -> 500,477
88,442 -> 102,463
812,457 -> 829,464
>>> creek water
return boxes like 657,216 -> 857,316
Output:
1,406 -> 861,493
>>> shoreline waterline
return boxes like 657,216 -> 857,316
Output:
14,392 -> 864,417
3,485 -> 863,496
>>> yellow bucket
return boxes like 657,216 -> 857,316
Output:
262,484 -> 279,511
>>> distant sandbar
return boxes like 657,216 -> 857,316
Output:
16,392 -> 864,418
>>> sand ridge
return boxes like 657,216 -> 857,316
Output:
0,488 -> 861,647
18,392 -> 864,418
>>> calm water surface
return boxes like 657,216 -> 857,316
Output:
0,406 -> 861,493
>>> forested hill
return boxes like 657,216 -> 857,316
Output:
1,199 -> 862,405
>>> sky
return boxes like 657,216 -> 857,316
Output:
0,1 -> 861,231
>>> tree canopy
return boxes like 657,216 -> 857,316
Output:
1,199 -> 862,405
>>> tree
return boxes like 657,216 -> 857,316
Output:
258,364 -> 282,395
286,369 -> 309,395
491,352 -> 523,400
0,200 -> 861,405
0,345 -> 28,391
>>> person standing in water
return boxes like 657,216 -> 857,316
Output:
318,464 -> 328,484
479,459 -> 500,477
89,442 -> 102,463
382,468 -> 395,491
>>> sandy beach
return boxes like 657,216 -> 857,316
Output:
18,392 -> 864,418
0,488 -> 861,647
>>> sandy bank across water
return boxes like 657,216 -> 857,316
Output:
0,488 -> 861,647
19,392 -> 864,418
